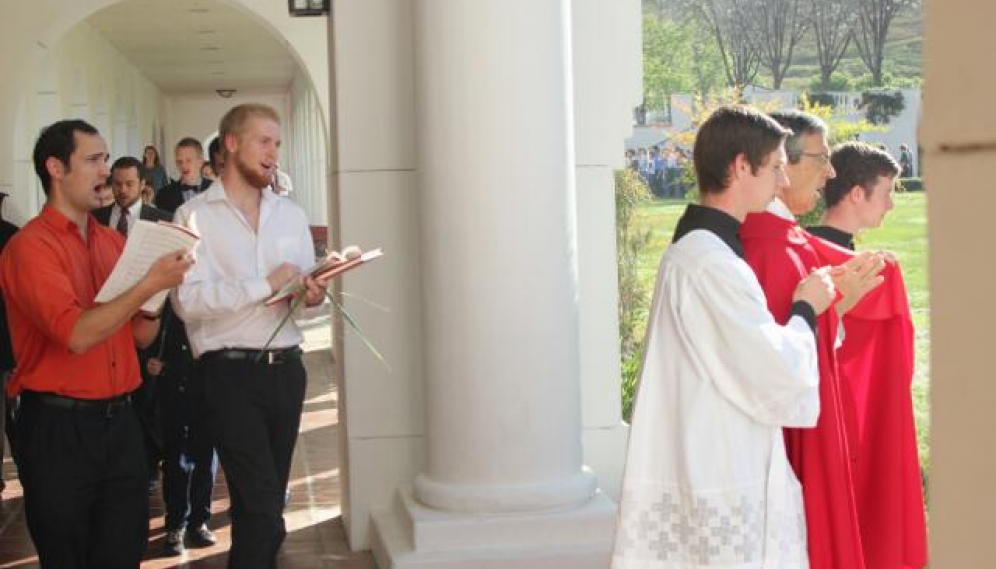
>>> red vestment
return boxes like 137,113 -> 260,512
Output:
808,236 -> 929,569
740,211 -> 865,569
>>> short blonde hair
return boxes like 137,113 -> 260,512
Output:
218,103 -> 281,145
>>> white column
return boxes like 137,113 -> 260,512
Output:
414,0 -> 596,513
412,0 -> 595,515
369,0 -> 615,566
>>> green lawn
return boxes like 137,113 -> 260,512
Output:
631,193 -> 930,468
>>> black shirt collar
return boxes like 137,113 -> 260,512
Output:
672,203 -> 744,259
807,225 -> 855,250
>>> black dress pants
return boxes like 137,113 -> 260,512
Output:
15,394 -> 149,569
160,365 -> 217,531
202,355 -> 306,569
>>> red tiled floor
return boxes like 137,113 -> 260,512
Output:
0,313 -> 374,569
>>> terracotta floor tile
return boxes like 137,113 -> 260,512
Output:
0,313 -> 374,568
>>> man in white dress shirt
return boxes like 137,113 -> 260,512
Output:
613,105 -> 836,569
173,103 -> 327,569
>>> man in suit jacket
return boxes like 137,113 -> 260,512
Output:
93,156 -> 172,491
154,137 -> 212,214
94,156 -> 172,229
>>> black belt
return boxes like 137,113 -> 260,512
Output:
202,347 -> 302,365
21,390 -> 132,418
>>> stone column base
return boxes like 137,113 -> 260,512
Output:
370,486 -> 617,568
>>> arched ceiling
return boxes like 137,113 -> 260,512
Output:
87,0 -> 299,93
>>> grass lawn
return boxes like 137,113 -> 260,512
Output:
631,192 -> 930,469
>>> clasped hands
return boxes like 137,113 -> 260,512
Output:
793,251 -> 889,316
830,251 -> 888,315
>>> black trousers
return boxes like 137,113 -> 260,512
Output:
202,355 -> 306,569
15,394 -> 149,569
159,365 -> 217,531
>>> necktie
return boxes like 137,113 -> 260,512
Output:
116,208 -> 129,237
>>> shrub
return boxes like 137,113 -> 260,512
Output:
615,168 -> 653,421
860,90 -> 905,125
898,177 -> 923,192
616,168 -> 653,359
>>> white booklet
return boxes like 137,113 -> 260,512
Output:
264,247 -> 383,306
95,220 -> 199,314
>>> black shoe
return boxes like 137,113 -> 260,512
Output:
163,528 -> 185,556
186,523 -> 217,548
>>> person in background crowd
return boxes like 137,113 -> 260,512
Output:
143,144 -> 170,193
98,175 -> 114,207
0,192 -> 17,498
155,138 -> 212,214
208,137 -> 226,178
92,156 -> 173,494
898,144 -> 914,178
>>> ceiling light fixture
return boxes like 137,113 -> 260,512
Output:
216,89 -> 236,98
288,0 -> 329,17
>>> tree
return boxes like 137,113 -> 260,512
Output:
852,0 -> 917,86
810,0 -> 858,91
642,16 -> 694,118
749,0 -> 811,90
642,14 -> 724,116
694,0 -> 762,93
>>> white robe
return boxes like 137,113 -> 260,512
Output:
612,229 -> 820,569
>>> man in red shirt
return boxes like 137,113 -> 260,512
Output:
807,142 -> 929,569
740,110 -> 885,569
0,119 -> 192,568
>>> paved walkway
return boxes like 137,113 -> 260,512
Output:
0,310 -> 375,568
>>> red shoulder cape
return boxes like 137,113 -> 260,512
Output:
808,235 -> 929,569
740,211 -> 865,569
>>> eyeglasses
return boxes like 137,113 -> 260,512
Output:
799,152 -> 831,165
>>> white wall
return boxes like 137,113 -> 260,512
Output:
7,22 -> 164,224
287,69 -> 329,226
571,0 -> 642,500
0,0 -> 330,225
330,0 -> 424,550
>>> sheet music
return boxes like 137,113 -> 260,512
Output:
95,220 -> 199,313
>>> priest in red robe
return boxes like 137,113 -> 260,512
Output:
807,142 -> 928,569
740,111 -> 885,569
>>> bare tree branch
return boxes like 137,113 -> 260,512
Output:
694,0 -> 762,92
748,0 -> 812,89
810,0 -> 858,90
852,0 -> 916,86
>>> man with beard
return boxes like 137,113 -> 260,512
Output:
740,111 -> 885,569
807,142 -> 929,569
173,103 -> 328,568
0,119 -> 191,567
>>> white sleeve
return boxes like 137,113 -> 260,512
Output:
677,259 -> 820,427
171,205 -> 272,321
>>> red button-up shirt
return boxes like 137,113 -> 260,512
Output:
1,206 -> 140,399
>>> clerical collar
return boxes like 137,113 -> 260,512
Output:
672,203 -> 744,259
767,197 -> 795,221
807,225 -> 855,250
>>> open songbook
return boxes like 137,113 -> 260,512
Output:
94,220 -> 199,314
264,246 -> 383,306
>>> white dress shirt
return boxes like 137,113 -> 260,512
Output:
108,199 -> 144,234
172,181 -> 317,357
